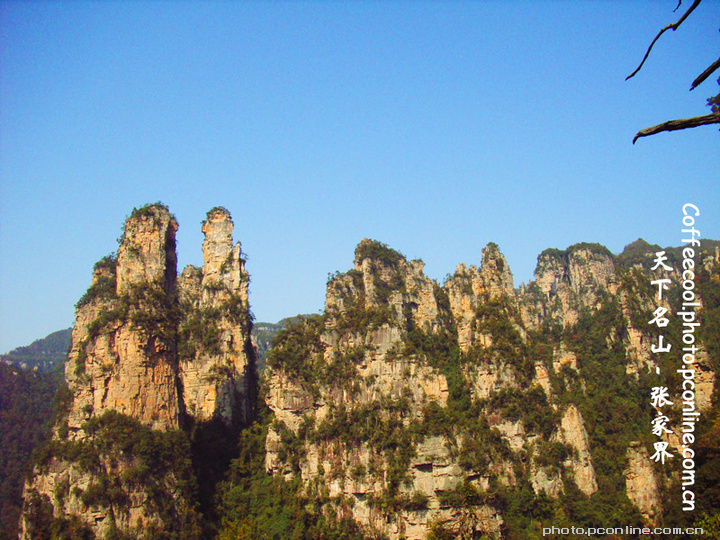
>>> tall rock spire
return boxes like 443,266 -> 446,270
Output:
66,203 -> 181,432
116,204 -> 178,295
179,207 -> 255,426
19,204 -> 256,539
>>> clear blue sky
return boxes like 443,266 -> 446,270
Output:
1,0 -> 718,353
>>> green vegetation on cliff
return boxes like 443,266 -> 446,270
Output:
217,409 -> 369,540
11,237 -> 720,539
29,410 -> 203,540
229,240 -> 720,539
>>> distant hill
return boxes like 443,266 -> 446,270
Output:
252,315 -> 317,372
1,328 -> 72,372
0,314 -> 307,377
0,330 -> 70,539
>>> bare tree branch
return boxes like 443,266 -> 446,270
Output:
633,112 -> 720,143
626,0 -> 702,80
673,0 -> 683,12
690,57 -> 720,91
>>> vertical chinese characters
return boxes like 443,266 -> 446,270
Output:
649,251 -> 674,465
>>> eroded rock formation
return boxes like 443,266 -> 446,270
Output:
19,221 -> 719,539
179,207 -> 255,426
261,238 -> 718,539
19,204 -> 256,539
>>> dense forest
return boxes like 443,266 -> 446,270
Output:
0,363 -> 63,539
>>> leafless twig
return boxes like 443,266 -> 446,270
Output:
690,57 -> 720,91
626,0 -> 702,80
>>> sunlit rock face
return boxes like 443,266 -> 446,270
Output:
179,207 -> 256,426
262,238 -> 718,538
67,204 -> 182,433
625,442 -> 662,527
19,204 -> 257,540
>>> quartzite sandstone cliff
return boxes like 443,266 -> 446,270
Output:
19,204 -> 256,539
18,215 -> 720,539
261,239 -> 718,539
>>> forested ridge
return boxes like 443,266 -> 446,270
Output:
5,238 -> 720,539
0,363 -> 63,539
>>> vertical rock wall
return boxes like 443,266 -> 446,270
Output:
20,204 -> 256,539
179,207 -> 255,426
67,205 -> 181,432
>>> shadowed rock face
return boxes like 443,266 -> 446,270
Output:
20,204 -> 256,540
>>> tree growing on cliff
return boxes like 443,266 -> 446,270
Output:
627,0 -> 720,143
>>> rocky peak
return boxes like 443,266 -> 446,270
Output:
178,207 -> 254,425
201,207 -> 236,288
179,264 -> 202,304
334,238 -> 442,332
526,243 -> 618,327
480,242 -> 515,297
354,237 -> 404,268
445,242 -> 518,352
116,203 -> 178,295
200,206 -> 248,301
66,204 -> 182,433
535,243 -> 617,297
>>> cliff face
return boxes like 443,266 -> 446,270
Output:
520,244 -> 618,329
20,204 -> 256,539
445,243 -> 516,353
18,218 -> 719,539
65,207 -> 181,433
260,238 -> 719,539
178,207 -> 255,426
625,442 -> 662,526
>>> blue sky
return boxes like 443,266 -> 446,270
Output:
1,0 -> 718,353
